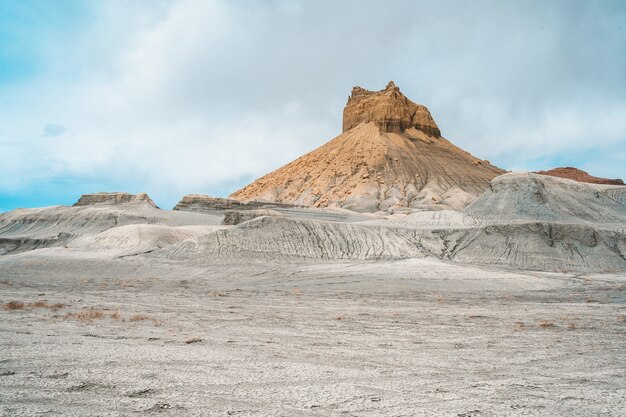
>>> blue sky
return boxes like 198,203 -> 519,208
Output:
1,0 -> 625,212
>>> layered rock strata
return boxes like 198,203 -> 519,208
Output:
73,192 -> 157,207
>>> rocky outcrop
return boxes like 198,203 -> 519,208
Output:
73,192 -> 157,207
223,209 -> 284,225
174,195 -> 248,212
464,173 -> 626,225
534,167 -> 624,186
173,194 -> 298,214
342,81 -> 441,136
231,82 -> 504,213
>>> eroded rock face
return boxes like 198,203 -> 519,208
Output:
534,167 -> 624,186
231,82 -> 504,213
342,81 -> 441,137
73,192 -> 157,208
174,195 -> 247,212
222,209 -> 284,225
173,194 -> 297,213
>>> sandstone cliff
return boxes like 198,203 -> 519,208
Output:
231,82 -> 504,212
342,81 -> 441,137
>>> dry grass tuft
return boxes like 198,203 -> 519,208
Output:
152,320 -> 163,327
184,336 -> 202,344
28,301 -> 65,310
109,311 -> 122,320
617,315 -> 625,323
334,316 -> 345,320
129,314 -> 149,322
66,309 -> 105,321
514,321 -> 525,331
31,301 -> 48,308
538,320 -> 555,328
568,322 -> 577,330
3,301 -> 25,310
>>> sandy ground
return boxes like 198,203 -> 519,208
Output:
1,256 -> 625,416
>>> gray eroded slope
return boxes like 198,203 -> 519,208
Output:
464,172 -> 626,224
1,174 -> 625,272
0,200 -> 222,255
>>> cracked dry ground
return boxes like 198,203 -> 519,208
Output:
1,260 -> 625,416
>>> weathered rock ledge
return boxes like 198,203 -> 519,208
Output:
73,192 -> 157,208
342,81 -> 441,137
173,194 -> 298,213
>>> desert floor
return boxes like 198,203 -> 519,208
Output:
1,255 -> 625,416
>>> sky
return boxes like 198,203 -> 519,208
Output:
1,0 -> 625,211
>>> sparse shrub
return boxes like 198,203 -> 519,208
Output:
538,320 -> 555,328
3,301 -> 25,310
31,301 -> 48,308
129,314 -> 149,322
28,301 -> 64,310
184,336 -> 202,344
67,309 -> 105,321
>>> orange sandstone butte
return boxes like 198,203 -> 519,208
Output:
231,81 -> 505,212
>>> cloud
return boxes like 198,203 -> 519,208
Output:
42,123 -> 66,137
0,0 -> 625,210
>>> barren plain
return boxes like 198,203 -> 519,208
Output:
1,248 -> 625,416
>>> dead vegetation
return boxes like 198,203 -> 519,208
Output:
65,309 -> 105,321
3,300 -> 66,311
129,314 -> 149,322
31,301 -> 65,310
3,301 -> 25,310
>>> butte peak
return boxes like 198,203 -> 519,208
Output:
343,81 -> 441,137
231,81 -> 504,212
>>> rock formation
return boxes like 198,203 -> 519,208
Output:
223,209 -> 284,225
173,194 -> 298,213
231,82 -> 504,212
534,167 -> 624,186
342,81 -> 441,136
74,192 -> 157,207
